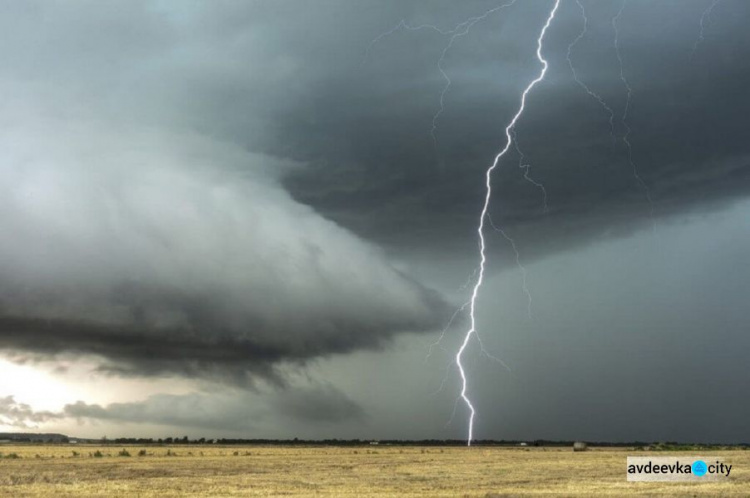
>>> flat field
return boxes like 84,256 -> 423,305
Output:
0,445 -> 748,496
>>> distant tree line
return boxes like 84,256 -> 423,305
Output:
3,432 -> 747,448
96,438 -> 750,448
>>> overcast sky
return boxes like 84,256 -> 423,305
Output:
1,0 -> 748,443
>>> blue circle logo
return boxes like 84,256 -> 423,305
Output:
692,460 -> 708,477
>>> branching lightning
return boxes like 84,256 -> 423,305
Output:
567,0 -> 653,225
566,0 -> 616,147
613,0 -> 654,219
430,1 -> 518,152
363,2 -> 518,161
362,21 -> 454,66
487,213 -> 532,320
457,0 -> 560,445
692,0 -> 723,59
425,302 -> 470,362
360,0 -> 714,449
511,128 -> 549,212
367,5 -> 526,414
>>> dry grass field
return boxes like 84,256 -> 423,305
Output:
0,445 -> 749,496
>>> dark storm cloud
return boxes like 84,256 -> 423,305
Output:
264,0 -> 750,259
3,0 -> 743,260
1,0 -> 748,383
0,2 -> 453,380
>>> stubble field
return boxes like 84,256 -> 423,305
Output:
0,445 -> 749,496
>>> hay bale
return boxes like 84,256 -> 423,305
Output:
573,441 -> 588,452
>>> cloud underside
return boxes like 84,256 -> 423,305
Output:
0,311 -> 432,383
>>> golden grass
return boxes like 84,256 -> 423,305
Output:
0,445 -> 748,496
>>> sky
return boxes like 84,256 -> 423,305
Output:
0,0 -> 748,443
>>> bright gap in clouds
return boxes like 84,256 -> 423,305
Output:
0,356 -> 198,429
0,359 -> 78,413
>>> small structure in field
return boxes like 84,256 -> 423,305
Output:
573,441 -> 588,452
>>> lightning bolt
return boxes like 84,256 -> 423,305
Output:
613,0 -> 654,219
366,5 -> 529,435
457,0 -> 560,446
692,0 -> 723,59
